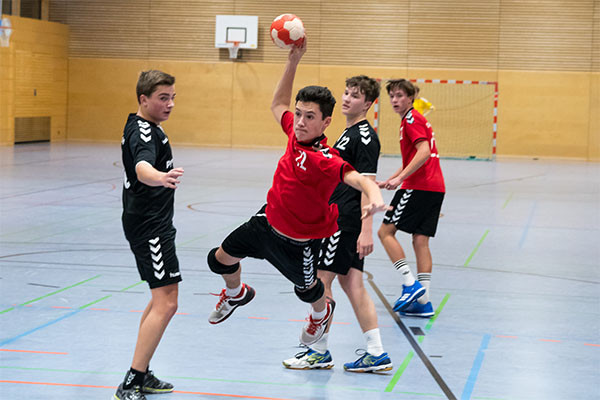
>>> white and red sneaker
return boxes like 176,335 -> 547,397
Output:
300,298 -> 336,345
208,283 -> 255,324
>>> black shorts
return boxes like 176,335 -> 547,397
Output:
318,230 -> 364,274
382,189 -> 444,237
221,206 -> 320,290
128,231 -> 182,289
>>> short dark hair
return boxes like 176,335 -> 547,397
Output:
136,70 -> 175,104
345,75 -> 380,103
295,85 -> 336,118
385,79 -> 416,98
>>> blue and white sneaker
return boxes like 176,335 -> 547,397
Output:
393,281 -> 425,312
343,350 -> 393,373
399,301 -> 434,318
283,347 -> 334,369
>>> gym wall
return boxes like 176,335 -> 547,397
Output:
1,0 -> 598,160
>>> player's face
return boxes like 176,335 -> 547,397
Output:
341,86 -> 370,118
140,84 -> 176,124
388,88 -> 413,116
294,101 -> 331,142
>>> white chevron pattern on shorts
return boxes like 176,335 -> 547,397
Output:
149,237 -> 165,280
322,231 -> 341,266
391,189 -> 413,223
302,246 -> 315,286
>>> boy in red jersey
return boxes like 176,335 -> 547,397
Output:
206,40 -> 389,347
283,76 -> 392,372
378,79 -> 445,318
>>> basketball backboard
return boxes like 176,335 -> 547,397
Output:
215,15 -> 258,51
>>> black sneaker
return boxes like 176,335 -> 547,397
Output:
113,383 -> 146,400
142,370 -> 174,394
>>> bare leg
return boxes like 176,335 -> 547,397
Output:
378,223 -> 406,262
338,268 -> 377,333
130,283 -> 178,371
412,234 -> 432,274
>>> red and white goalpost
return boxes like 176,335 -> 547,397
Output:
374,78 -> 498,160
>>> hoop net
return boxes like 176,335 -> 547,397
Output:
227,41 -> 240,59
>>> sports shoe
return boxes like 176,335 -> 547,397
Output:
393,281 -> 425,312
399,301 -> 435,318
282,347 -> 334,369
300,298 -> 335,346
141,370 -> 174,394
114,383 -> 146,400
208,283 -> 255,324
343,350 -> 393,373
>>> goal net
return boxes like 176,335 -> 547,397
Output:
375,79 -> 498,160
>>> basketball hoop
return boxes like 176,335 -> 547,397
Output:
0,18 -> 13,48
227,41 -> 240,59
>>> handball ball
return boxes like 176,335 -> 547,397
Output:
270,14 -> 305,49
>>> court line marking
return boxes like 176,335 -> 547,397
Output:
385,295 -> 450,392
461,334 -> 491,400
464,229 -> 489,267
0,275 -> 102,314
0,366 -> 446,397
365,271 -> 456,399
0,349 -> 67,355
0,280 -> 140,346
0,380 -> 297,400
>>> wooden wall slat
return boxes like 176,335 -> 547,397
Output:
49,0 -> 597,72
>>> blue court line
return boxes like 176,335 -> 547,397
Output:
0,295 -> 112,347
0,310 -> 82,347
519,202 -> 537,248
461,334 -> 491,400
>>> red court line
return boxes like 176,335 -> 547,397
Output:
175,312 -> 189,315
539,339 -> 561,343
0,349 -> 67,355
495,335 -> 518,339
584,343 -> 600,347
0,380 -> 296,399
90,308 -> 109,311
52,306 -> 71,309
248,316 -> 269,320
129,310 -> 143,313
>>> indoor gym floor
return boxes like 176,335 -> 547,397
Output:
0,142 -> 598,400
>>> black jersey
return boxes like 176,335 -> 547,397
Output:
329,120 -> 380,232
121,113 -> 176,242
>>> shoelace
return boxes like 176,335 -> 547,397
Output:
210,289 -> 229,310
293,344 -> 311,358
305,315 -> 321,335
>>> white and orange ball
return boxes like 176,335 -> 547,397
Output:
270,14 -> 305,49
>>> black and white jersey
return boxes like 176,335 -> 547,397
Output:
329,120 -> 380,232
121,113 -> 176,242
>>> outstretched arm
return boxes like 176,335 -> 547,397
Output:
270,40 -> 307,124
379,140 -> 430,190
136,161 -> 184,189
343,170 -> 390,219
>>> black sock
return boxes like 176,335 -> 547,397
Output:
123,367 -> 145,389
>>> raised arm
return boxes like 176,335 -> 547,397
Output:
270,40 -> 307,124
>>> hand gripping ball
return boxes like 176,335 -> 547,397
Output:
270,14 -> 305,49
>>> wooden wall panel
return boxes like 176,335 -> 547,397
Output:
408,0 -> 500,69
499,0 -> 594,72
49,0 -> 598,72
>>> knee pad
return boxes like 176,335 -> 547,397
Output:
294,279 -> 324,303
207,248 -> 240,275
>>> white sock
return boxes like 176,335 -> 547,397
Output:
312,333 -> 329,353
417,273 -> 431,304
226,284 -> 242,298
364,328 -> 384,356
394,259 -> 415,286
311,306 -> 327,321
